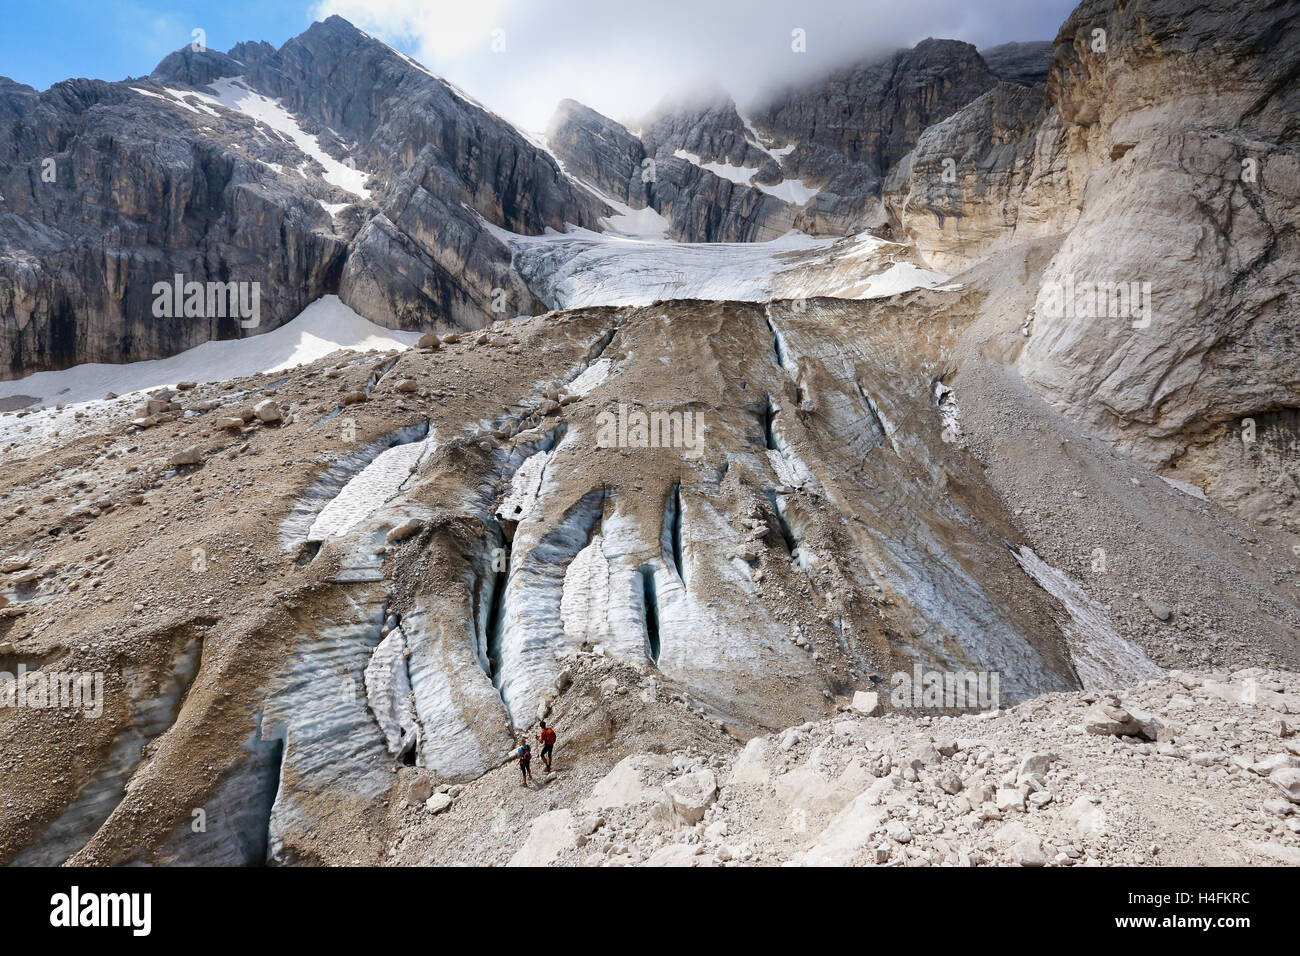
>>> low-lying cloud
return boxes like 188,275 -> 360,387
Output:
312,0 -> 1077,130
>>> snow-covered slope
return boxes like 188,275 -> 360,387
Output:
0,297 -> 420,451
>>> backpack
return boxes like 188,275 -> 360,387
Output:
541,728 -> 556,745
518,745 -> 531,762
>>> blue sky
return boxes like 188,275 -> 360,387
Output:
0,1 -> 314,90
0,0 -> 1078,129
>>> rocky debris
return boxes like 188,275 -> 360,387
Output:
442,668 -> 1300,867
416,333 -> 441,350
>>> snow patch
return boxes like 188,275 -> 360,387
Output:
0,296 -> 417,410
191,77 -> 372,198
674,148 -> 818,205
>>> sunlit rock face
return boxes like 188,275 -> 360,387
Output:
0,16 -> 607,379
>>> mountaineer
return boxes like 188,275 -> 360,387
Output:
538,720 -> 557,772
516,737 -> 533,787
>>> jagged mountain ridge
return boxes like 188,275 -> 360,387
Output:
546,38 -> 1024,242
0,17 -> 608,379
1,23 -> 1044,380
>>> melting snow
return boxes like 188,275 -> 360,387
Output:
308,430 -> 436,541
566,358 -> 613,397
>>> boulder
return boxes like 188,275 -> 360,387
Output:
424,793 -> 453,814
1083,701 -> 1143,737
386,518 -> 424,543
1012,836 -> 1048,867
800,791 -> 890,866
1064,795 -> 1106,838
729,737 -> 776,786
405,775 -> 436,806
1269,767 -> 1300,804
644,843 -> 706,867
996,787 -> 1026,812
253,399 -> 282,424
936,770 -> 963,795
665,768 -> 718,824
850,690 -> 883,716
507,809 -> 577,866
1016,752 -> 1059,781
584,754 -> 669,810
169,447 -> 203,467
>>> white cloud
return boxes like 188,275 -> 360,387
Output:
311,0 -> 1075,131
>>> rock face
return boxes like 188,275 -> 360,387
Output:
881,0 -> 1300,531
0,16 -> 606,379
980,42 -> 1055,87
546,96 -> 796,243
1019,0 -> 1300,480
546,99 -> 650,208
756,39 -> 999,232
883,82 -> 1069,272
